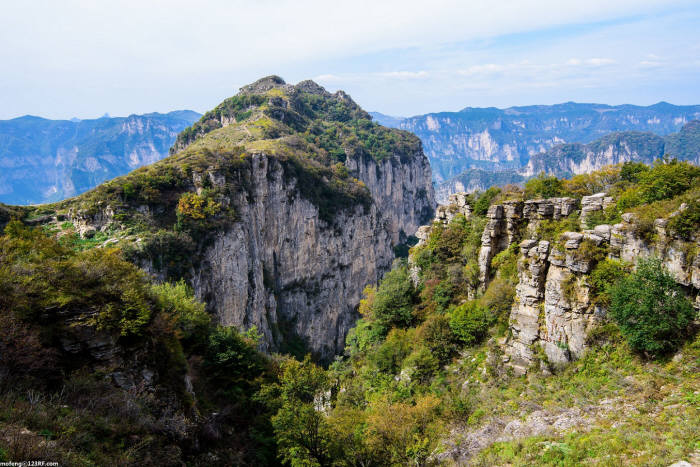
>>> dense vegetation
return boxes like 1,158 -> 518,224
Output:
0,222 -> 275,465
1,118 -> 698,466
250,159 -> 699,466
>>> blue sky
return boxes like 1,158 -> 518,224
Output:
1,0 -> 699,119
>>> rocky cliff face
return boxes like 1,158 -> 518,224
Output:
503,195 -> 699,373
48,76 -> 435,362
413,191 -> 698,374
190,153 -> 395,359
519,125 -> 700,177
191,147 -> 433,361
434,120 -> 700,201
345,150 -> 434,243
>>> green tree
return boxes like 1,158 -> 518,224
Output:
609,258 -> 695,357
473,187 -> 500,216
204,326 -> 264,401
371,266 -> 417,333
449,301 -> 493,347
525,173 -> 564,199
260,356 -> 333,467
150,280 -> 211,351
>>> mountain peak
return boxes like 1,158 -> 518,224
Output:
171,75 -> 373,153
294,79 -> 329,96
239,75 -> 287,94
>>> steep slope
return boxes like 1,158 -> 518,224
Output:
522,120 -> 700,177
397,102 -> 700,182
435,120 -> 700,199
299,161 -> 698,466
0,110 -> 200,204
25,76 -> 435,362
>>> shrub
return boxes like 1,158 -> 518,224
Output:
449,301 -> 493,347
204,326 -> 264,401
176,192 -> 220,220
584,206 -> 621,229
589,259 -> 628,306
417,314 -> 457,364
151,280 -> 211,350
371,266 -> 417,332
480,277 -> 516,318
525,173 -> 564,199
258,356 -> 333,467
369,329 -> 413,374
432,280 -> 456,313
563,166 -> 621,197
365,395 -> 441,466
668,202 -> 700,239
404,346 -> 440,384
609,258 -> 695,357
617,159 -> 700,210
619,161 -> 649,183
491,244 -> 519,284
473,187 -> 500,216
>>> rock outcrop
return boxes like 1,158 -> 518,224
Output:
477,197 -> 578,290
411,191 -> 698,374
505,199 -> 699,373
477,202 -> 523,289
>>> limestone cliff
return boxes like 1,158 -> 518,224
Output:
189,153 -> 395,359
505,195 -> 699,373
41,76 -> 435,362
396,103 -> 700,183
411,190 -> 698,375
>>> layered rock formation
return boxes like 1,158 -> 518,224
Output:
505,203 -> 699,373
412,191 -> 698,374
44,76 -> 435,362
477,197 -> 578,290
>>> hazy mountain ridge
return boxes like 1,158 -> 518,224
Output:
383,102 -> 700,183
0,110 -> 201,204
434,118 -> 700,201
522,119 -> 700,177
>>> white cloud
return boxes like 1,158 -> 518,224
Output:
585,58 -> 616,66
0,0 -> 698,118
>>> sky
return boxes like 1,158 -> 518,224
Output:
1,0 -> 699,119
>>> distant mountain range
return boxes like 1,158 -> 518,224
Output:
5,101 -> 700,205
0,110 -> 200,204
372,102 -> 700,183
436,119 -> 700,202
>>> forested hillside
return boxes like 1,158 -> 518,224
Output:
1,159 -> 696,465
